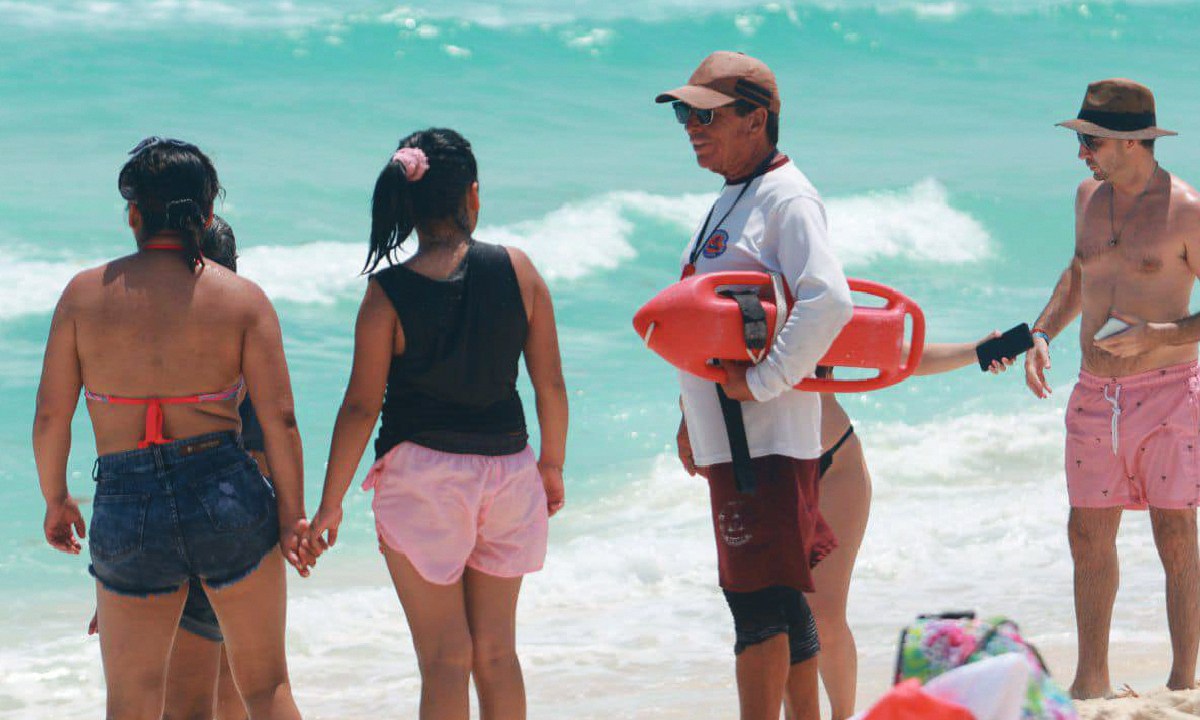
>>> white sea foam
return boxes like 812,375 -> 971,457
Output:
826,178 -> 991,266
4,0 -> 1184,32
0,0 -> 340,30
234,178 -> 993,295
0,180 -> 987,321
0,259 -> 95,321
0,193 -> 650,318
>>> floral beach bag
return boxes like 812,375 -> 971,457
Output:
894,611 -> 1077,720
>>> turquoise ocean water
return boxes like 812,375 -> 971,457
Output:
4,1 -> 1200,716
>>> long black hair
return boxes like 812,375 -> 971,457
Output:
202,214 -> 237,272
365,128 -> 478,273
118,137 -> 222,269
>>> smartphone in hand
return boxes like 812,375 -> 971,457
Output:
1094,317 -> 1131,341
976,323 -> 1035,371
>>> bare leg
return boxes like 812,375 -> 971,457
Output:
736,634 -> 792,720
782,656 -> 821,720
1149,507 -> 1200,690
163,627 -> 221,720
203,550 -> 301,720
95,581 -> 188,720
215,645 -> 250,720
803,438 -> 870,720
383,546 -> 473,720
463,568 -> 526,720
1067,506 -> 1122,699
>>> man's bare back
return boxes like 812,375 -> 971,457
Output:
1075,171 -> 1200,376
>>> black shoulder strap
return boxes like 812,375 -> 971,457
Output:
713,288 -> 771,495
716,385 -> 755,494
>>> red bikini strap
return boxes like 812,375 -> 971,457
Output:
138,399 -> 168,449
86,378 -> 244,448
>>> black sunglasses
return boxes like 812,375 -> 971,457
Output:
1076,132 -> 1102,152
672,101 -> 716,126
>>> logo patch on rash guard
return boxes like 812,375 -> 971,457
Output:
702,229 -> 729,258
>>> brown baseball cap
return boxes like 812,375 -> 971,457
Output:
655,51 -> 781,114
1057,78 -> 1177,139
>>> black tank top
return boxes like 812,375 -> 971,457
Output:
372,240 -> 529,458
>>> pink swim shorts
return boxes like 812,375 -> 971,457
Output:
1065,362 -> 1200,510
363,442 -> 549,584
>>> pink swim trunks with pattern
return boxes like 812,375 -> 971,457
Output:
1065,361 -> 1200,510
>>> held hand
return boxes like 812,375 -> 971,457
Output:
539,463 -> 565,517
279,516 -> 315,578
44,495 -> 86,554
1095,313 -> 1161,357
976,330 -> 1015,374
987,355 -> 1014,374
677,418 -> 696,477
719,362 -> 755,402
1024,338 -> 1052,399
306,502 -> 343,554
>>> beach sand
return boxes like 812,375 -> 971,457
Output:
1076,688 -> 1200,719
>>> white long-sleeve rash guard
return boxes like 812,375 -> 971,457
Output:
678,159 -> 853,466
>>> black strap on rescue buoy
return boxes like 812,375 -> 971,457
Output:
714,288 -> 770,495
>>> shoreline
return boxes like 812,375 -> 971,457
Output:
7,571 -> 1196,719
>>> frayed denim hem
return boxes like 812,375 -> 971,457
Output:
203,544 -> 275,590
89,565 -> 185,599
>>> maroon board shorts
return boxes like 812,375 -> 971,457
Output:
699,454 -> 836,593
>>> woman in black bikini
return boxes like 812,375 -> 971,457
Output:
803,336 -> 1011,720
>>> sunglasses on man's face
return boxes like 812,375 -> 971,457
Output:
1076,132 -> 1103,152
673,101 -> 716,126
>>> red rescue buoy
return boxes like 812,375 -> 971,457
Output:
632,271 -> 925,393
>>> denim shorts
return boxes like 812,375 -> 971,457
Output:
179,576 -> 223,642
88,432 -> 279,597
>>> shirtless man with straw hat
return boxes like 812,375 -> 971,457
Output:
1026,78 -> 1200,699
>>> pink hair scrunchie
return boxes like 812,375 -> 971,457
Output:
391,147 -> 429,182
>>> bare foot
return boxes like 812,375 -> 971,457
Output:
1070,681 -> 1115,700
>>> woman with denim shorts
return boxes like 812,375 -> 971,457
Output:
34,138 -> 314,719
306,128 -> 568,719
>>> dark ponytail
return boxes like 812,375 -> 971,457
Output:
367,159 -> 416,272
364,128 -> 478,273
165,198 -> 207,268
118,137 -> 222,270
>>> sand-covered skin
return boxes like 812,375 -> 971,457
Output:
1076,688 -> 1200,719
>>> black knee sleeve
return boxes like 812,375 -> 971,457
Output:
723,585 -> 820,664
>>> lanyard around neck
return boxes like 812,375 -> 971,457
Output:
683,150 -> 780,277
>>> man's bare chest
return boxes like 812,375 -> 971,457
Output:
1076,198 -> 1181,275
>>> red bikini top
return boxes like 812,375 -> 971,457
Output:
84,379 -> 245,449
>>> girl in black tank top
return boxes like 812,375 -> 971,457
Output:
307,128 -> 568,719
